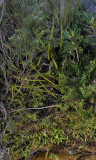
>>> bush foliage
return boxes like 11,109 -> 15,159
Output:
0,0 -> 96,159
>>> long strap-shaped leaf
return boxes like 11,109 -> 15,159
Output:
51,54 -> 59,74
33,30 -> 46,49
32,66 -> 58,89
39,81 -> 57,98
11,85 -> 24,98
47,10 -> 55,60
59,19 -> 63,52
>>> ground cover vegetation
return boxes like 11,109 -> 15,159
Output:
0,0 -> 96,159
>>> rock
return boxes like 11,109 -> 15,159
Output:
81,0 -> 96,12
79,154 -> 96,160
0,147 -> 9,160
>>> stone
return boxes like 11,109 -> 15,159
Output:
0,147 -> 9,160
81,0 -> 96,12
79,154 -> 96,160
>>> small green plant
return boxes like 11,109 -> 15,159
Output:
49,153 -> 60,160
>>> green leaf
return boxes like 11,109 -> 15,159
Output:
51,55 -> 59,73
83,12 -> 90,20
59,19 -> 63,52
12,85 -> 14,99
12,64 -> 18,71
39,81 -> 56,98
32,66 -> 58,89
33,30 -> 46,49
14,86 -> 24,96
36,57 -> 41,67
47,10 -> 55,60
